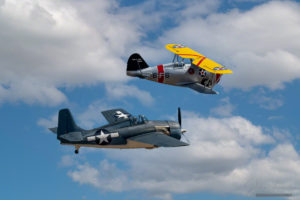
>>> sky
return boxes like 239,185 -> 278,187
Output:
1,0 -> 300,199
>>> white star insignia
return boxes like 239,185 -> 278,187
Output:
96,130 -> 109,144
115,111 -> 129,119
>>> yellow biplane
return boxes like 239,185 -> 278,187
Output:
127,44 -> 232,94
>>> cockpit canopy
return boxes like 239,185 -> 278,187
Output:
130,115 -> 148,125
172,54 -> 193,68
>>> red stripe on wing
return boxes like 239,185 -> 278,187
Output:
196,57 -> 206,66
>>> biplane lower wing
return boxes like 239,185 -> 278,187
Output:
185,82 -> 218,94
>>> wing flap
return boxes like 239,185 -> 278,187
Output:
193,57 -> 233,74
129,132 -> 188,147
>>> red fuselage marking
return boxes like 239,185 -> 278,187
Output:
157,65 -> 164,83
197,57 -> 206,66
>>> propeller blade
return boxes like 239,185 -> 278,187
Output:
178,107 -> 182,127
177,107 -> 189,144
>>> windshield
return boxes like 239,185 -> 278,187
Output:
137,115 -> 148,124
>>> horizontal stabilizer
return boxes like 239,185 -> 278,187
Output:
129,132 -> 189,147
49,127 -> 57,134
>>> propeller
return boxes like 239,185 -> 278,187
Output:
178,107 -> 189,143
178,107 -> 182,127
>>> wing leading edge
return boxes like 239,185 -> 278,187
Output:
129,132 -> 189,147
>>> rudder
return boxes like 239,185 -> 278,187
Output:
57,109 -> 81,137
127,53 -> 149,71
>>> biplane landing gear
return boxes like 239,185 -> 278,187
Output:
74,146 -> 80,154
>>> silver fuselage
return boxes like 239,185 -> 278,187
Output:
127,62 -> 222,89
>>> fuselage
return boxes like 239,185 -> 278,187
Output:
59,120 -> 181,149
127,62 -> 222,90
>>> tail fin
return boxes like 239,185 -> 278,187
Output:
57,109 -> 82,138
127,53 -> 149,71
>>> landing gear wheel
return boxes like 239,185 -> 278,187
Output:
74,146 -> 80,154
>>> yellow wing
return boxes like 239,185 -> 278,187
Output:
193,57 -> 233,74
165,44 -> 233,74
165,44 -> 204,59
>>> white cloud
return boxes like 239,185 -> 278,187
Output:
37,113 -> 57,130
105,84 -> 155,106
250,88 -> 284,110
77,100 -> 111,129
59,155 -> 76,167
68,160 -> 128,192
210,97 -> 235,117
66,114 -> 300,199
0,0 -> 156,105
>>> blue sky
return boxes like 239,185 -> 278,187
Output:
1,0 -> 300,199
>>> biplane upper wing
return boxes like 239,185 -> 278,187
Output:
166,44 -> 233,74
165,44 -> 204,59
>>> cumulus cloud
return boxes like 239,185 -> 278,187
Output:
250,88 -> 284,110
64,113 -> 300,199
210,97 -> 235,117
0,0 -> 155,105
105,84 -> 155,107
77,100 -> 111,129
59,155 -> 76,167
37,113 -> 57,130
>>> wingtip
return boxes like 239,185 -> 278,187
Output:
182,141 -> 190,146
